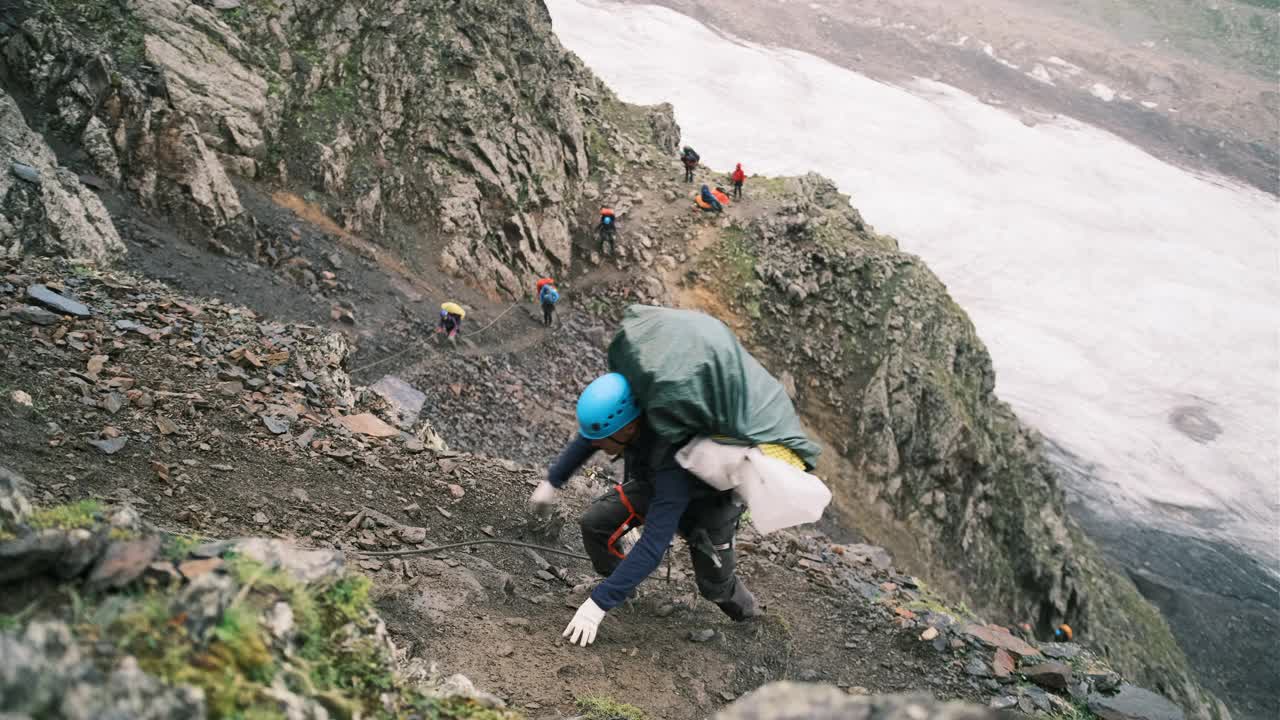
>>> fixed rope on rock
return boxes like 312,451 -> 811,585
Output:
354,537 -> 590,561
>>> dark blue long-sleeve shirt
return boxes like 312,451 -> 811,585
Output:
546,432 -> 694,611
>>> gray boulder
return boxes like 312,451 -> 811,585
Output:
1089,685 -> 1185,720
0,466 -> 32,528
14,306 -> 59,326
230,537 -> 344,583
714,684 -> 992,720
0,622 -> 206,719
26,284 -> 91,317
0,91 -> 125,264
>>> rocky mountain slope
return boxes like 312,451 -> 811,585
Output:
0,0 -> 1231,718
0,0 -> 679,297
1,255 -> 1182,720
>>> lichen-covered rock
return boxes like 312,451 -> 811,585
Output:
0,91 -> 125,264
1,6 -> 245,230
0,465 -> 33,528
0,531 -> 72,584
0,622 -> 206,720
132,0 -> 272,158
645,102 -> 682,154
230,537 -> 345,583
720,174 -> 1211,716
734,174 -> 1081,632
430,674 -> 507,710
714,684 -> 992,720
173,572 -> 237,641
60,656 -> 207,720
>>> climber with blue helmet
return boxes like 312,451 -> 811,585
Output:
597,208 -> 617,255
528,371 -> 761,647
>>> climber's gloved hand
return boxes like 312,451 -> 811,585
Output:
528,480 -> 558,517
563,597 -> 606,647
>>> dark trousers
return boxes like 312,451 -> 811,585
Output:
598,226 -> 616,254
541,301 -> 555,327
579,481 -> 758,620
683,164 -> 695,182
732,180 -> 743,200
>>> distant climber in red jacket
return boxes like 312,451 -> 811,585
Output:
731,163 -> 746,200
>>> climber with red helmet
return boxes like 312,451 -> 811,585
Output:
528,372 -> 762,646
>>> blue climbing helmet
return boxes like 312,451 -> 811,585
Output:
576,372 -> 640,440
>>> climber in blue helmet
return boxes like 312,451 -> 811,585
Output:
528,372 -> 761,647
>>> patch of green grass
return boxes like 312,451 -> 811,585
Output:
221,557 -> 389,705
576,695 -> 649,720
406,696 -> 521,719
27,499 -> 101,531
111,562 -> 381,717
5,543 -> 498,719
711,227 -> 757,288
317,574 -> 372,626
704,226 -> 766,317
904,594 -> 973,622
0,600 -> 41,633
749,175 -> 790,196
163,533 -> 207,561
586,128 -> 617,176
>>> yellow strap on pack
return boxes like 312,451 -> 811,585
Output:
757,443 -> 805,469
711,436 -> 805,470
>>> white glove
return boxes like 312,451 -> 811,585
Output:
528,480 -> 558,515
563,597 -> 606,647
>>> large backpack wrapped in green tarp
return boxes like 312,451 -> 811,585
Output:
607,305 -> 821,468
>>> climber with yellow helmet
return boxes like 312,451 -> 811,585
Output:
436,302 -> 465,341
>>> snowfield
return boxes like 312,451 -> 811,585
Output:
548,0 -> 1280,565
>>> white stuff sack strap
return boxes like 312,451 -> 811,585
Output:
675,436 -> 832,534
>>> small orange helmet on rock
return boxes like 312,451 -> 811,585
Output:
1054,624 -> 1073,642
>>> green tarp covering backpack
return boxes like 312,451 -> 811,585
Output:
606,305 -> 822,468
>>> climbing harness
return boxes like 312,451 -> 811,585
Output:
606,483 -> 645,560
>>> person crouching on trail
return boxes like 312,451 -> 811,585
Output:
699,184 -> 723,213
528,372 -> 761,647
731,163 -> 745,200
539,282 -> 560,327
436,309 -> 462,340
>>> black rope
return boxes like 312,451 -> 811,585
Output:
353,538 -> 590,561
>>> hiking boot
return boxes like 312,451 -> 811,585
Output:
716,582 -> 761,622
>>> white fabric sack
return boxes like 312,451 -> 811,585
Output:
676,436 -> 832,534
